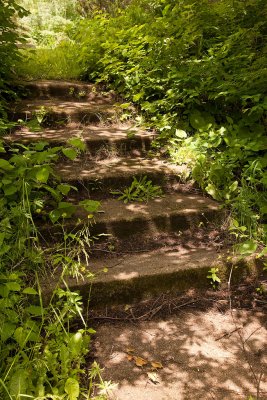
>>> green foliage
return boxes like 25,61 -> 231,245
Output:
112,175 -> 163,203
75,0 -> 267,245
19,0 -> 79,47
0,138 -> 104,398
0,0 -> 27,81
17,0 -> 83,79
19,42 -> 84,80
207,267 -> 221,289
0,0 -> 28,133
0,138 -> 93,253
0,272 -> 96,399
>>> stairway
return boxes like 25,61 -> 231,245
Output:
7,80 -> 257,305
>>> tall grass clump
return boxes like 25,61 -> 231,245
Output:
17,0 -> 83,79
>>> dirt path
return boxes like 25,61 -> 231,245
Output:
94,307 -> 267,400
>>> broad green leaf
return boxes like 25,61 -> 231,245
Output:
9,369 -> 28,398
26,118 -> 42,132
49,209 -> 62,224
258,247 -> 267,257
23,287 -> 38,295
65,378 -> 80,400
236,240 -> 257,256
175,129 -> 187,139
120,102 -> 131,109
35,166 -> 50,183
62,147 -> 78,160
43,184 -> 61,201
0,284 -> 9,298
34,141 -> 49,151
0,159 -> 14,171
260,205 -> 267,215
79,199 -> 100,213
229,181 -> 238,192
69,331 -> 84,357
14,327 -> 29,347
57,183 -> 72,195
205,183 -> 221,201
3,184 -> 18,196
68,137 -> 86,151
1,322 -> 16,342
49,202 -> 76,223
58,201 -> 76,213
6,282 -> 21,291
133,92 -> 144,102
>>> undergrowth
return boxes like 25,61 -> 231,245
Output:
17,0 -> 83,79
0,134 -> 111,398
19,44 -> 83,80
73,0 -> 267,251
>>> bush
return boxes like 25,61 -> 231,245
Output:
76,0 -> 267,242
0,0 -> 27,133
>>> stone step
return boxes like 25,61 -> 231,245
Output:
10,99 -> 119,126
4,125 -> 155,157
45,192 -> 222,244
16,80 -> 114,101
56,156 -> 188,195
43,246 -> 258,306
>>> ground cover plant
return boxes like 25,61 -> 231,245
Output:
74,0 -> 267,253
0,2 -> 110,397
112,176 -> 163,203
0,136 -> 110,399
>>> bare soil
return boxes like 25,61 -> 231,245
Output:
89,283 -> 267,400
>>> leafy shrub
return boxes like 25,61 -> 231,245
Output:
76,0 -> 267,243
0,137 -> 105,398
0,0 -> 27,133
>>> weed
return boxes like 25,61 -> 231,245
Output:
207,267 -> 221,289
112,175 -> 163,203
78,90 -> 86,98
0,136 -> 106,398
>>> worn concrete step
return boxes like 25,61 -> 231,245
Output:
16,80 -> 115,102
10,99 -> 119,126
45,192 -> 222,244
4,125 -> 155,157
56,156 -> 188,195
44,247 -> 259,306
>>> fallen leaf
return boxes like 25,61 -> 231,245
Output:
147,371 -> 160,384
127,354 -> 133,361
134,356 -> 148,367
151,361 -> 163,369
126,347 -> 135,353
